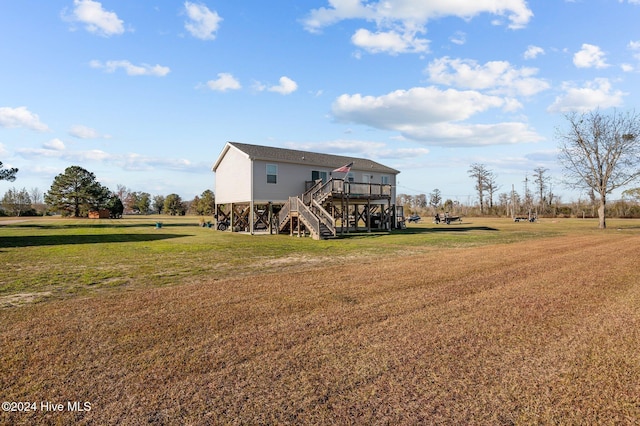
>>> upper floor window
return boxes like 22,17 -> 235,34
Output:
381,175 -> 390,185
266,164 -> 277,184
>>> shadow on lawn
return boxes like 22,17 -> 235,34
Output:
397,225 -> 499,234
8,222 -> 200,229
0,233 -> 187,248
332,225 -> 498,239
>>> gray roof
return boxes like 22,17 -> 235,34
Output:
216,141 -> 400,174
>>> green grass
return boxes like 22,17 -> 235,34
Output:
1,215 -> 637,302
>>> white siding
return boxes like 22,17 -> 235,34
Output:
249,162 -> 397,203
214,143 -> 398,204
252,160 -> 311,203
214,145 -> 252,203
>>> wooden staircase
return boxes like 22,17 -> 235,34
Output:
278,182 -> 336,240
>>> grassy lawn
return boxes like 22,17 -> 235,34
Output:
1,214 -> 621,302
1,215 -> 639,424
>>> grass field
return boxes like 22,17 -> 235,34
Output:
1,216 -> 639,424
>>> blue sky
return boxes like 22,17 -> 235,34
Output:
2,0 -> 640,203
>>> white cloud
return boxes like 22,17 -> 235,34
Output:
90,60 -> 170,77
351,28 -> 429,54
449,31 -> 466,45
622,41 -> 640,71
621,63 -> 634,72
17,146 -> 200,172
184,2 -> 222,40
330,86 -> 541,146
573,43 -> 609,68
405,121 -> 543,146
69,124 -> 111,139
303,0 -> 533,35
268,76 -> 298,95
524,45 -> 544,59
426,57 -> 550,97
333,87 -> 504,126
205,73 -> 241,91
251,81 -> 267,92
0,106 -> 50,132
628,40 -> 640,60
284,140 -> 430,160
43,138 -> 66,151
524,150 -> 559,163
547,78 -> 626,113
66,0 -> 125,37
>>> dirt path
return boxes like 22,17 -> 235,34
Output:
0,219 -> 29,225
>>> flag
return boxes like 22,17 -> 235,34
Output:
332,162 -> 353,173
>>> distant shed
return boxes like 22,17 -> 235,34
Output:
88,209 -> 110,219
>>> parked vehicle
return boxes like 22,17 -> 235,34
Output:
407,215 -> 421,223
434,213 -> 462,225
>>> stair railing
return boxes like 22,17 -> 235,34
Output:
278,197 -> 292,230
311,199 -> 336,236
302,180 -> 323,205
295,199 -> 321,239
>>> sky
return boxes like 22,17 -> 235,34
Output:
2,0 -> 640,204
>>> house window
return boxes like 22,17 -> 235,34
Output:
311,170 -> 328,183
347,172 -> 355,183
266,164 -> 277,184
381,175 -> 390,185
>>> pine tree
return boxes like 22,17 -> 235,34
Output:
44,166 -> 111,217
0,161 -> 18,182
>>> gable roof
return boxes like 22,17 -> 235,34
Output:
213,141 -> 400,174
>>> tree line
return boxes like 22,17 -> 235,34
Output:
0,165 -> 215,218
3,110 -> 640,227
398,109 -> 640,228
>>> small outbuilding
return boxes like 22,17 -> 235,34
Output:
212,142 -> 402,239
88,209 -> 110,219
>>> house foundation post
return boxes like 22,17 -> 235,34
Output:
345,196 -> 350,233
249,200 -> 254,235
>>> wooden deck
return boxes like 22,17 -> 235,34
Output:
305,179 -> 392,202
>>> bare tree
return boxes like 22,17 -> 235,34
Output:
485,170 -> 500,213
622,187 -> 640,203
468,163 -> 491,214
414,193 -> 427,209
532,167 -> 549,213
557,109 -> 640,228
1,187 -> 31,216
497,192 -> 510,216
429,188 -> 442,210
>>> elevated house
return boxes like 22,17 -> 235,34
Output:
212,142 -> 401,239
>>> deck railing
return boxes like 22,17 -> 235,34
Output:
305,178 -> 392,199
338,180 -> 392,197
343,182 -> 375,196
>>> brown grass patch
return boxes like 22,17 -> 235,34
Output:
1,233 -> 640,424
0,292 -> 52,308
